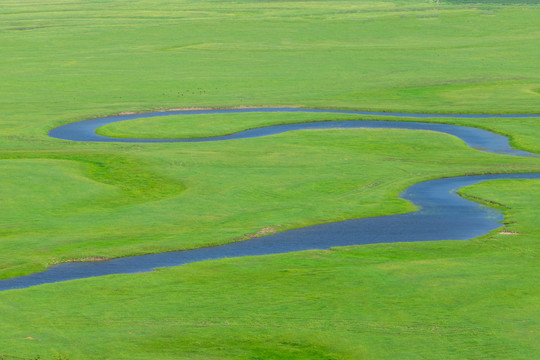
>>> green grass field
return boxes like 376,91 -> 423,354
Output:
0,0 -> 539,358
1,182 -> 539,359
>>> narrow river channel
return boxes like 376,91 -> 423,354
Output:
1,108 -> 538,291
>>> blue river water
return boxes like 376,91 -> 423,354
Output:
49,107 -> 539,156
1,108 -> 538,291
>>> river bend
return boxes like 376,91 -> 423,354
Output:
1,108 -> 538,291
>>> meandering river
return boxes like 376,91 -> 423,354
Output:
1,108 -> 538,291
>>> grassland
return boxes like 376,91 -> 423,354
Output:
0,0 -> 539,358
0,181 -> 539,359
4,129 -> 540,280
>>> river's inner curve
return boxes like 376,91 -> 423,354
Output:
1,108 -> 538,291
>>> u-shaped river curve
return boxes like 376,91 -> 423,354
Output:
1,108 -> 539,291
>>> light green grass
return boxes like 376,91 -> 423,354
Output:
2,0 -> 540,142
0,180 -> 538,359
1,0 -> 540,358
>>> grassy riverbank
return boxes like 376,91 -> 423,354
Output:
97,111 -> 540,153
0,180 -> 538,359
1,130 -> 540,279
1,0 -> 539,358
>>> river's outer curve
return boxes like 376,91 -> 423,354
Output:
1,109 -> 538,291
